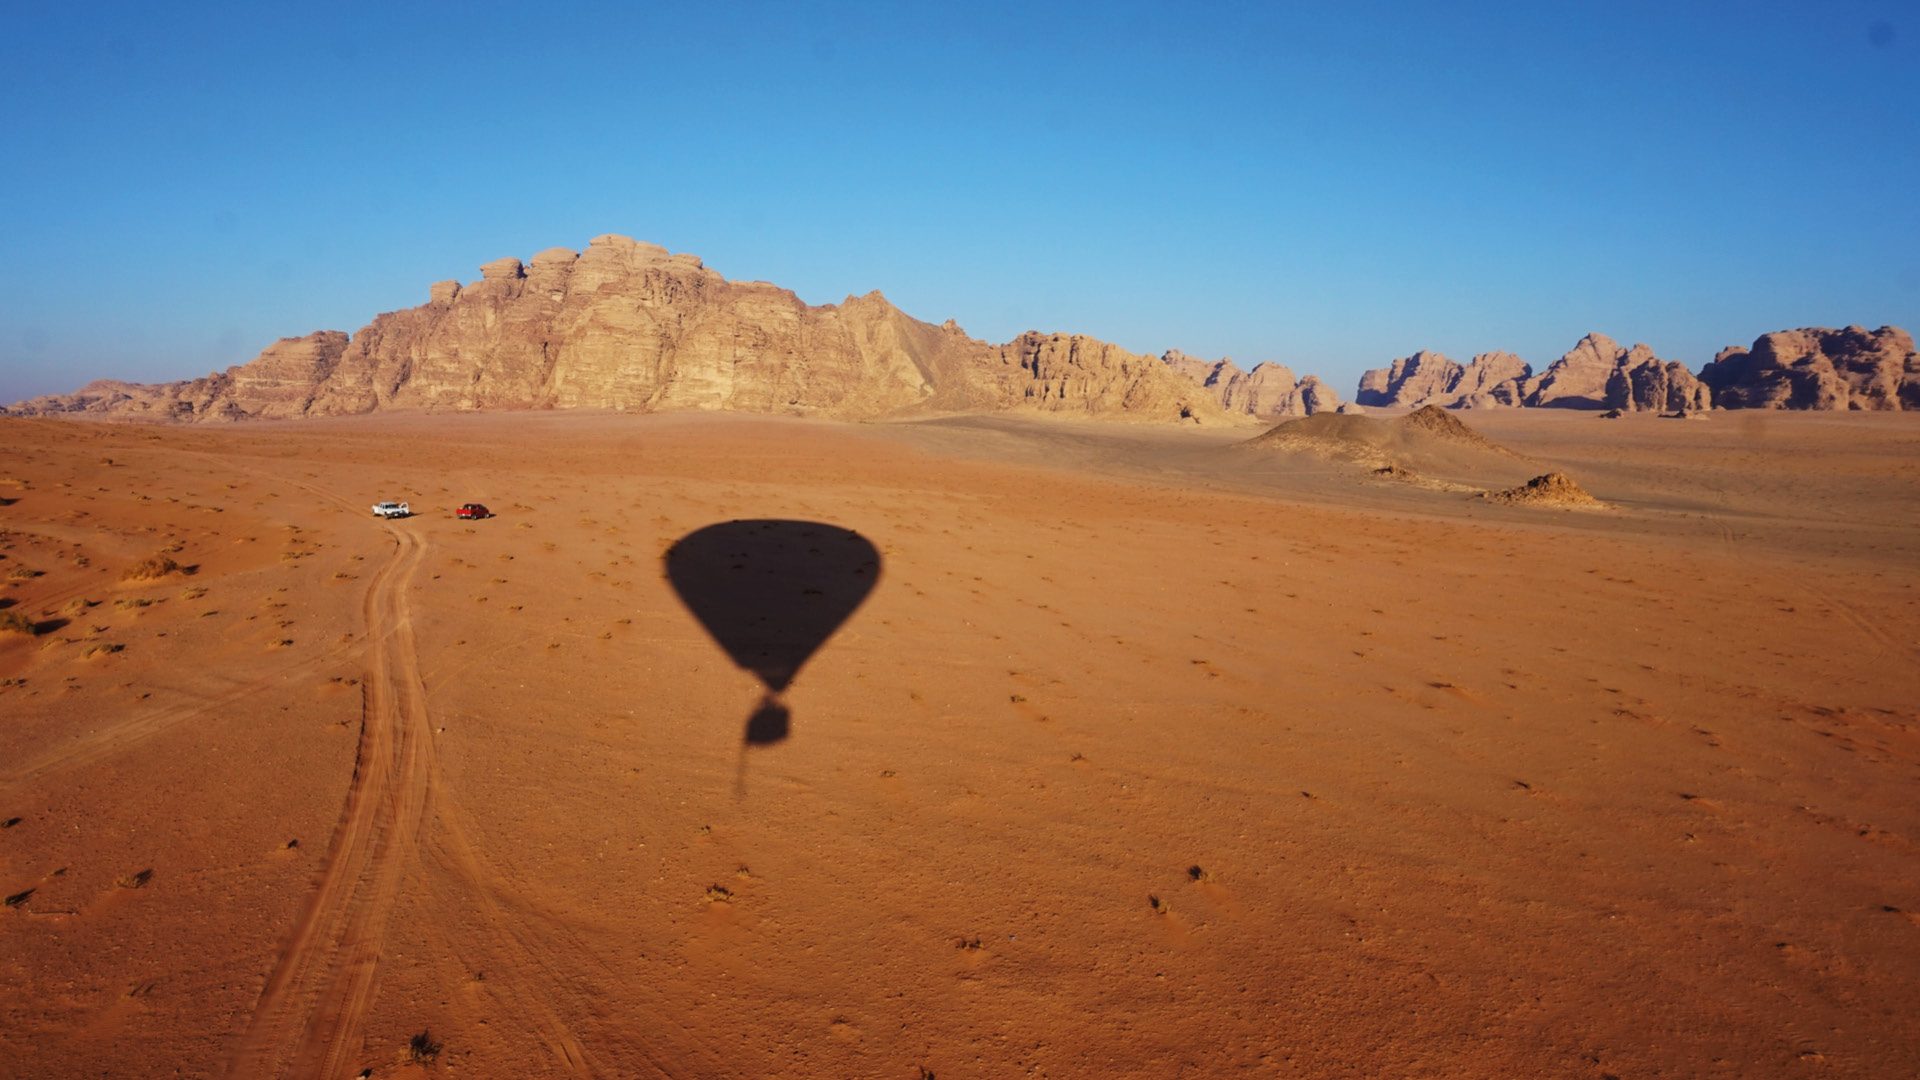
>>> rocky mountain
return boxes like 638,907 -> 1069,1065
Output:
1160,352 -> 1340,418
1355,333 -> 1711,412
3,235 -> 1243,426
1699,326 -> 1918,410
1528,333 -> 1710,412
1451,352 -> 1531,407
1354,350 -> 1531,410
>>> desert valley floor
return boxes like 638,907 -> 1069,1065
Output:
1,409 -> 1916,1079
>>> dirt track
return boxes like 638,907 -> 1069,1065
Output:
228,524 -> 434,1077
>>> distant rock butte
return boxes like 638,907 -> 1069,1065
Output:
1356,350 -> 1533,410
1699,326 -> 1919,411
1529,333 -> 1710,413
2,235 -> 1247,426
1158,351 -> 1342,418
1355,327 -> 1912,412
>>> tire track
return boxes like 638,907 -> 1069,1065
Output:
226,524 -> 434,1078
1821,591 -> 1915,665
417,807 -> 607,1076
1714,510 -> 1916,673
229,496 -> 603,1076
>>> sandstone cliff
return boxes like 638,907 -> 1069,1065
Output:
1451,352 -> 1531,408
1698,326 -> 1918,410
1353,334 -> 1710,412
4,235 -> 1243,426
1160,352 -> 1341,418
1354,350 -> 1531,409
1527,333 -> 1709,412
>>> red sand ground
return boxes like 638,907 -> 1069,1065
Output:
1,410 -> 1916,1078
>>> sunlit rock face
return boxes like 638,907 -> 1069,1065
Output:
3,235 -> 1238,426
1700,326 -> 1919,410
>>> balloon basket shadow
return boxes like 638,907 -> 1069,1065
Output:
745,693 -> 790,745
734,692 -> 791,797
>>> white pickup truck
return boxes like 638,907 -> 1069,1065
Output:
371,501 -> 412,519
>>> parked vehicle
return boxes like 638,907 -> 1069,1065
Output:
372,501 -> 411,519
456,503 -> 491,520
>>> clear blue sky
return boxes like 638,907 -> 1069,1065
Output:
2,1 -> 1915,401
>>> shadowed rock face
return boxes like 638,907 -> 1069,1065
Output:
1159,352 -> 1343,417
1700,326 -> 1919,410
3,235 -> 1235,426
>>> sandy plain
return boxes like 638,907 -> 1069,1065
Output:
0,408 -> 1916,1079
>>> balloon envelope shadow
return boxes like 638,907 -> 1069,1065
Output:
664,520 -> 881,749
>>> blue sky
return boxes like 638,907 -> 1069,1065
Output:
2,1 -> 1915,401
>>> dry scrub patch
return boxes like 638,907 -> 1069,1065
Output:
120,553 -> 182,581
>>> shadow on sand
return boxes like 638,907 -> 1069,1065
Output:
664,520 -> 881,773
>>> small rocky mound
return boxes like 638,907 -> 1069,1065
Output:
1600,408 -> 1623,419
1242,406 -> 1533,495
1244,407 -> 1522,463
1244,412 -> 1388,460
1399,404 -> 1504,450
1482,472 -> 1601,508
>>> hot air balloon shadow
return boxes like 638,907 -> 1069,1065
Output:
664,520 -> 881,784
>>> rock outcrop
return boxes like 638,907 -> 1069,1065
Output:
4,235 -> 1244,426
1603,350 -> 1712,413
1524,333 -> 1708,412
1354,350 -> 1532,409
1353,334 -> 1709,412
1450,352 -> 1531,408
1354,351 -> 1462,408
1481,471 -> 1602,509
1160,352 -> 1342,418
1520,334 -> 1620,409
980,333 -> 1228,420
1698,326 -> 1918,410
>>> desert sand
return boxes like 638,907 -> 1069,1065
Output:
1,409 -> 1917,1078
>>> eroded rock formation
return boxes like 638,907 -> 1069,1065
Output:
1354,334 -> 1710,412
1159,352 -> 1342,418
1699,326 -> 1918,410
1524,334 -> 1707,412
1354,350 -> 1532,409
4,235 -> 1241,426
1450,352 -> 1530,408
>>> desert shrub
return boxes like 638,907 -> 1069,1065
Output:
121,553 -> 181,581
409,1031 -> 441,1062
0,610 -> 37,636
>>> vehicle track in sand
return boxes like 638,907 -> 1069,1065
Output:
225,523 -> 434,1078
1712,513 -> 1916,669
223,482 -> 608,1077
415,803 -> 615,1076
